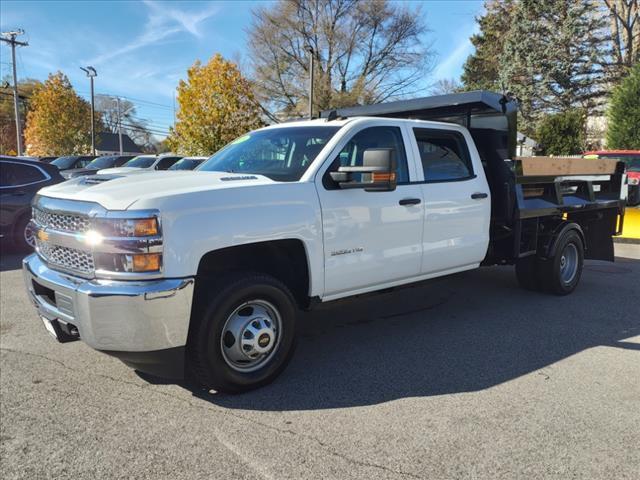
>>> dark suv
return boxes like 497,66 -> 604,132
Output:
0,157 -> 65,250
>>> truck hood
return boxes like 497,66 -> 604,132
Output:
38,171 -> 275,210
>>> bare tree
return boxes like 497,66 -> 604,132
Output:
603,0 -> 640,78
430,78 -> 461,95
248,0 -> 434,118
95,95 -> 154,151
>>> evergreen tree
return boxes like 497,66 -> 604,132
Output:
499,0 -> 610,134
536,109 -> 586,155
460,0 -> 516,92
606,62 -> 640,149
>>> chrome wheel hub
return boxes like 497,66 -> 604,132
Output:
220,300 -> 281,372
559,243 -> 578,284
24,222 -> 36,248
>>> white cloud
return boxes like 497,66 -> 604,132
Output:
433,22 -> 480,81
88,0 -> 219,65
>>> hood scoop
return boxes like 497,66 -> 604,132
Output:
82,175 -> 121,185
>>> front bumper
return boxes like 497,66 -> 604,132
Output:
23,253 -> 194,360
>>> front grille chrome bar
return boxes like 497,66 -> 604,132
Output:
32,195 -> 162,280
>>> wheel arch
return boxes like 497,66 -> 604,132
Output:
544,221 -> 585,258
194,239 -> 312,309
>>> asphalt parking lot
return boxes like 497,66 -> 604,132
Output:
1,244 -> 639,479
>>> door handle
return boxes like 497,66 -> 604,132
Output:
399,198 -> 421,206
471,192 -> 488,200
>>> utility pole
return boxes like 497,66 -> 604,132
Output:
116,96 -> 123,154
1,30 -> 28,156
80,66 -> 97,155
306,46 -> 314,120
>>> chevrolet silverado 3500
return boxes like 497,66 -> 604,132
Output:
23,92 -> 627,392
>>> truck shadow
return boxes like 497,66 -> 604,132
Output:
188,256 -> 639,410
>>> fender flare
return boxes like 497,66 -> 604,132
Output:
545,221 -> 586,258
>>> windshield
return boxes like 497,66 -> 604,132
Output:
169,158 -> 203,170
86,156 -> 118,169
596,154 -> 640,172
199,126 -> 341,181
623,157 -> 640,172
123,156 -> 156,168
52,156 -> 78,169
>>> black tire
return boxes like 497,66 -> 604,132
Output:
515,255 -> 541,291
14,214 -> 36,252
537,229 -> 584,296
187,272 -> 297,393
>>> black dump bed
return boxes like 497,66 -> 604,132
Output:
322,91 -> 626,264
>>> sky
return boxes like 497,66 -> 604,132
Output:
1,0 -> 483,138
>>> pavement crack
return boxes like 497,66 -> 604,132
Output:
1,346 -> 421,479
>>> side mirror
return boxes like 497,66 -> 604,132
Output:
329,148 -> 397,191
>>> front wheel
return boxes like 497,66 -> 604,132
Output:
14,215 -> 36,251
537,229 -> 584,295
187,272 -> 298,393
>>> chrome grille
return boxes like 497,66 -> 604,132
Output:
33,208 -> 91,233
36,240 -> 95,275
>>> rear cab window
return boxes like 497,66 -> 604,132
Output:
413,128 -> 474,182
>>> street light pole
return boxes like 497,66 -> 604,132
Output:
1,30 -> 28,156
80,66 -> 97,155
306,46 -> 314,120
116,96 -> 123,154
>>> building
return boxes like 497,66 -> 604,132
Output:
96,132 -> 143,155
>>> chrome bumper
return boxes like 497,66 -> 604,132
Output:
23,253 -> 194,352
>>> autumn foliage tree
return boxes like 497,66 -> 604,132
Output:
0,78 -> 41,155
167,54 -> 264,155
23,72 -> 98,156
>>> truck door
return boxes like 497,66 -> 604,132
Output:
316,124 -> 424,298
410,127 -> 491,274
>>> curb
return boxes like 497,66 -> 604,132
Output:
614,237 -> 640,245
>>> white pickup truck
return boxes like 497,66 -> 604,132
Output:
23,92 -> 626,392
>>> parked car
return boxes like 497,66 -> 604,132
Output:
0,156 -> 64,250
98,154 -> 182,175
61,155 -> 135,179
584,150 -> 640,206
22,92 -> 627,393
168,156 -> 207,171
38,156 -> 58,163
51,155 -> 96,171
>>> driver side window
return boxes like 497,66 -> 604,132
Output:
334,126 -> 409,184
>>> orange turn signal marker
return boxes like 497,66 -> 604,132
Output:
132,253 -> 161,272
372,172 -> 396,182
134,218 -> 159,236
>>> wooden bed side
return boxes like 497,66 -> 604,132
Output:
515,157 -> 619,176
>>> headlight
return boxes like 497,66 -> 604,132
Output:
94,217 -> 159,237
88,212 -> 163,276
